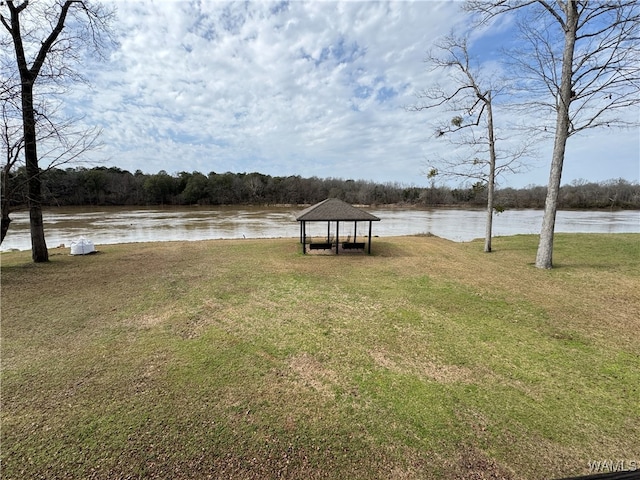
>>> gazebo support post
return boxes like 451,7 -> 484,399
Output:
302,221 -> 307,254
336,221 -> 339,255
368,221 -> 373,254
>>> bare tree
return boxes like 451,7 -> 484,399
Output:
409,35 -> 533,253
1,96 -> 23,243
466,0 -> 640,268
1,0 -> 114,262
1,28 -> 23,245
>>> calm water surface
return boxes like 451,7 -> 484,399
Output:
1,205 -> 638,252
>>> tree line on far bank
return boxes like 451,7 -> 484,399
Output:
5,166 -> 639,210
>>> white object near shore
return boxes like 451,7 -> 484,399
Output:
70,237 -> 96,255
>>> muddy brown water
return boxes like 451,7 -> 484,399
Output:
1,205 -> 638,252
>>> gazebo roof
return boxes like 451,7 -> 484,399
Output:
295,198 -> 380,222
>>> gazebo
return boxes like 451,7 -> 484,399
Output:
295,198 -> 381,255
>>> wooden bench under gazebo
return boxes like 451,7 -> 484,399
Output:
295,198 -> 381,254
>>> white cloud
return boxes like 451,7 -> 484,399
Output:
64,0 -> 638,188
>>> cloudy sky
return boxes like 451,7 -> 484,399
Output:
64,0 -> 639,188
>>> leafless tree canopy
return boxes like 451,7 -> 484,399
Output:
502,1 -> 640,134
465,0 -> 640,133
409,35 -> 534,186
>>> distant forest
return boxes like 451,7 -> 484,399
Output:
5,166 -> 640,210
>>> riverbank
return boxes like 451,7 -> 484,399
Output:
2,234 -> 639,479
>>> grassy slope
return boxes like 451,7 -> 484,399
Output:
2,234 -> 639,479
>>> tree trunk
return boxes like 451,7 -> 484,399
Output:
535,4 -> 578,269
484,93 -> 496,253
0,215 -> 10,245
22,81 -> 49,262
1,162 -> 11,245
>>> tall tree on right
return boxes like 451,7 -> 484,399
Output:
466,0 -> 640,268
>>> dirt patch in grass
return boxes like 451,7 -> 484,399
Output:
448,446 -> 516,480
127,311 -> 172,329
369,349 -> 476,384
285,352 -> 339,399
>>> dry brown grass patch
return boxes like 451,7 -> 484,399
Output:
369,349 -> 476,384
285,352 -> 339,399
448,446 -> 517,480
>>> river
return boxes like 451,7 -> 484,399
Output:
1,205 -> 638,252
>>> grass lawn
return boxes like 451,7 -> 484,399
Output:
2,233 -> 639,479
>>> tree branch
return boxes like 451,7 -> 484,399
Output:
29,1 -> 76,78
